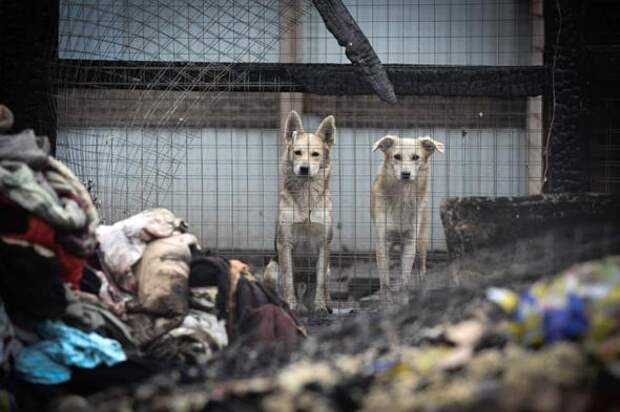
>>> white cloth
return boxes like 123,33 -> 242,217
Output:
95,208 -> 188,293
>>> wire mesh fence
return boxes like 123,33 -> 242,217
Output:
54,0 -> 543,312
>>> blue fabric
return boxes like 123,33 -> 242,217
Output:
15,320 -> 126,385
514,292 -> 537,322
370,358 -> 398,373
543,294 -> 589,343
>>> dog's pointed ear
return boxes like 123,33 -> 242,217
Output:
316,115 -> 336,146
372,135 -> 397,153
284,110 -> 304,145
420,137 -> 445,153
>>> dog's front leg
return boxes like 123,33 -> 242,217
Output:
400,235 -> 417,305
416,209 -> 429,282
277,237 -> 297,310
374,226 -> 393,304
314,242 -> 330,313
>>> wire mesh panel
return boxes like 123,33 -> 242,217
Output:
54,0 -> 541,313
591,98 -> 620,194
303,0 -> 532,65
59,0 -> 284,62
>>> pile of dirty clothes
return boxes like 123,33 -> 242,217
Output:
0,104 -> 131,409
78,256 -> 620,412
0,105 -> 305,411
93,207 -> 304,361
91,207 -> 230,363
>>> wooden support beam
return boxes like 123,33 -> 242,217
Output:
279,0 -> 304,150
528,0 -> 544,194
57,89 -> 526,130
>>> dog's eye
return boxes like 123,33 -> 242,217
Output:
393,154 -> 401,161
311,152 -> 320,158
294,150 -> 302,156
411,154 -> 420,161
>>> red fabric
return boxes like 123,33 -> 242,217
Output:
54,245 -> 85,289
3,214 -> 85,288
238,304 -> 303,350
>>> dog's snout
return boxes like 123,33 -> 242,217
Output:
401,171 -> 411,180
299,166 -> 309,176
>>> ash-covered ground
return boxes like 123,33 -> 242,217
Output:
65,255 -> 620,412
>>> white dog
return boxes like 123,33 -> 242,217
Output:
275,110 -> 336,313
371,135 -> 445,304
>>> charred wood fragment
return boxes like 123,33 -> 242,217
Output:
311,0 -> 397,104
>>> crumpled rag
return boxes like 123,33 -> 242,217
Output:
14,320 -> 126,384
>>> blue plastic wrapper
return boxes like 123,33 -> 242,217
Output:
15,320 -> 126,385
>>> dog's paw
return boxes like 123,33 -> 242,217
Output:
284,294 -> 299,311
380,289 -> 395,305
288,301 -> 299,312
312,301 -> 331,315
411,272 -> 425,290
296,302 -> 311,314
398,292 -> 410,306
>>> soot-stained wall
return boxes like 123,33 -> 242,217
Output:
0,0 -> 58,151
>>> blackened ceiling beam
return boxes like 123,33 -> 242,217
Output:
55,60 -> 546,98
311,0 -> 397,104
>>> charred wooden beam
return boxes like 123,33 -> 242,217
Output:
55,60 -> 546,98
311,0 -> 397,104
543,0 -> 588,192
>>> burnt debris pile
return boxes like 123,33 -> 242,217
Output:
79,257 -> 620,412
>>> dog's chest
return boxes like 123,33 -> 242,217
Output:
375,189 -> 420,235
280,204 -> 332,226
387,202 -> 417,230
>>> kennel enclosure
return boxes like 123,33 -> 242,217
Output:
19,0 -> 548,306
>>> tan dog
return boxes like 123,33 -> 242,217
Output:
276,110 -> 335,313
371,135 -> 445,304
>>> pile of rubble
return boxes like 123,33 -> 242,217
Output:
65,256 -> 620,412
